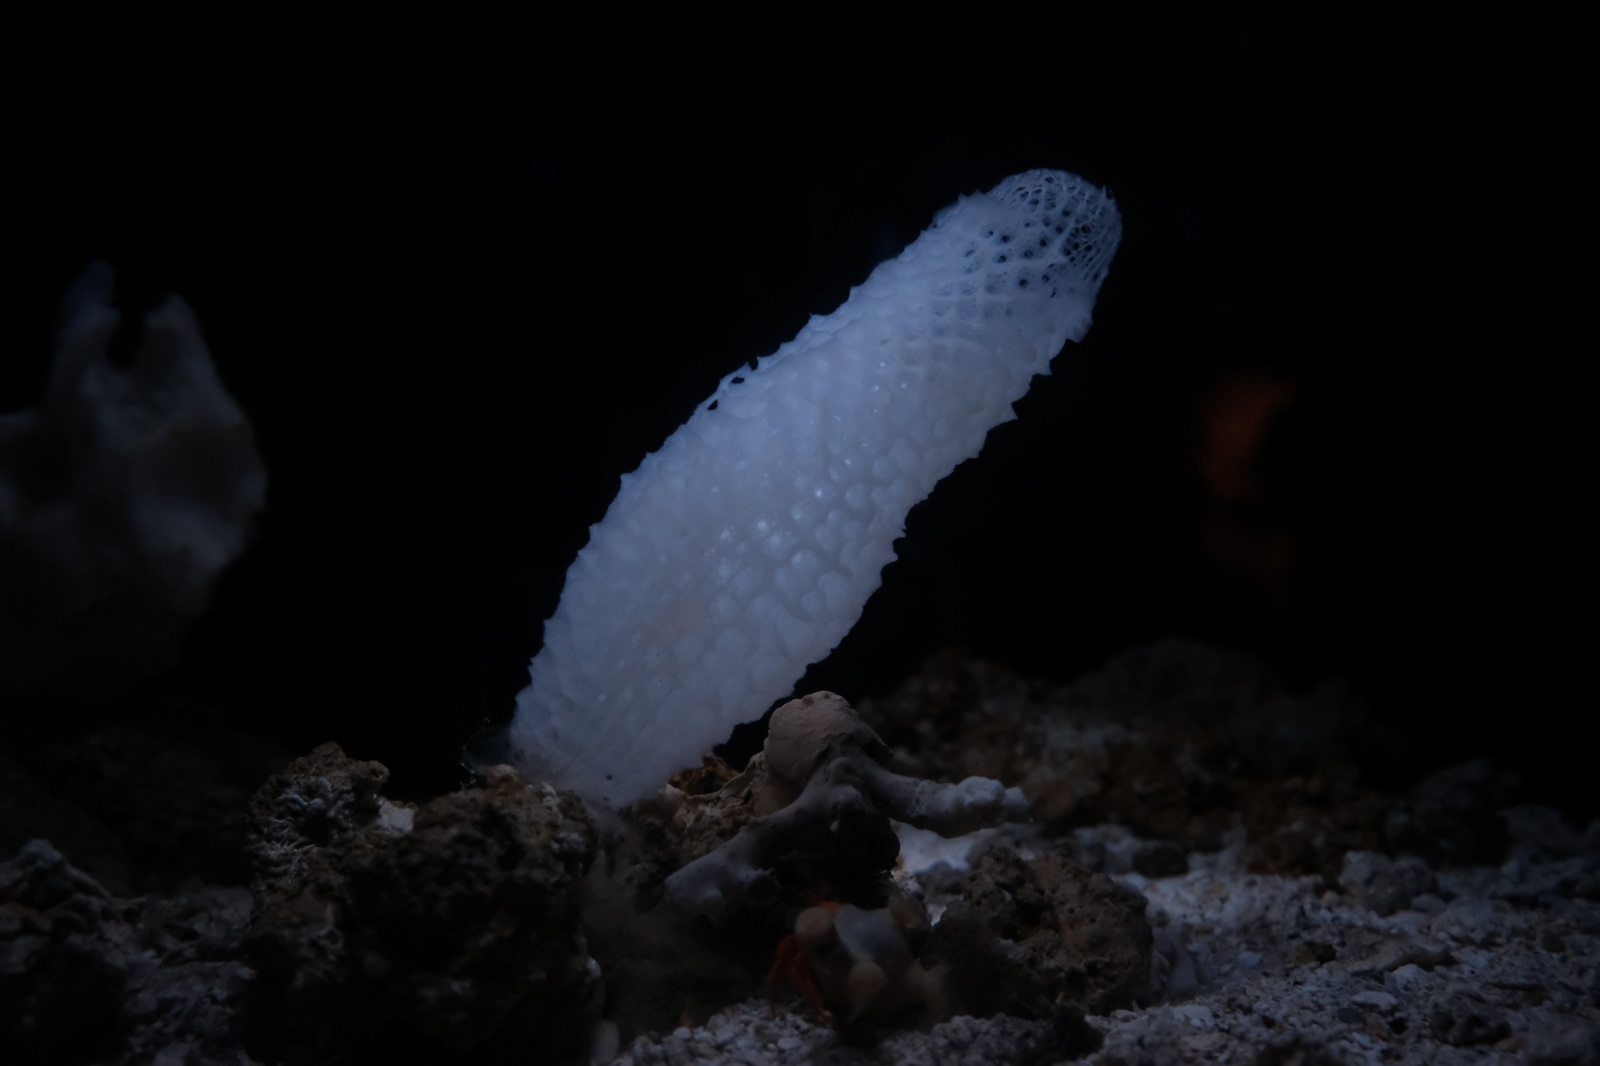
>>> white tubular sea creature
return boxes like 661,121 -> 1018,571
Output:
510,169 -> 1121,803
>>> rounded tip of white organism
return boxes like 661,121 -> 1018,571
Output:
986,169 -> 1122,292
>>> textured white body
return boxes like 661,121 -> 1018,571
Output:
511,170 -> 1121,803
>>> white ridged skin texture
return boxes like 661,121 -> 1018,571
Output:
510,169 -> 1121,803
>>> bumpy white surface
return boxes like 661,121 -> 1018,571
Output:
511,170 -> 1121,802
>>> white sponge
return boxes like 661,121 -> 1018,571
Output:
510,169 -> 1121,802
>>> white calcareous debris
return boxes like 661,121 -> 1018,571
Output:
621,810 -> 1600,1065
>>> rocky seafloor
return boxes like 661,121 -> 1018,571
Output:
4,640 -> 1597,1065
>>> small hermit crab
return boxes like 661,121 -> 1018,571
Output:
768,895 -> 947,1025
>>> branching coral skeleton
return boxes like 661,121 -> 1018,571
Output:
664,693 -> 1028,916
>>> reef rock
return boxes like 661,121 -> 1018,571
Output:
245,743 -> 599,1063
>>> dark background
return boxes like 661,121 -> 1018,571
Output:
5,29 -> 1581,814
